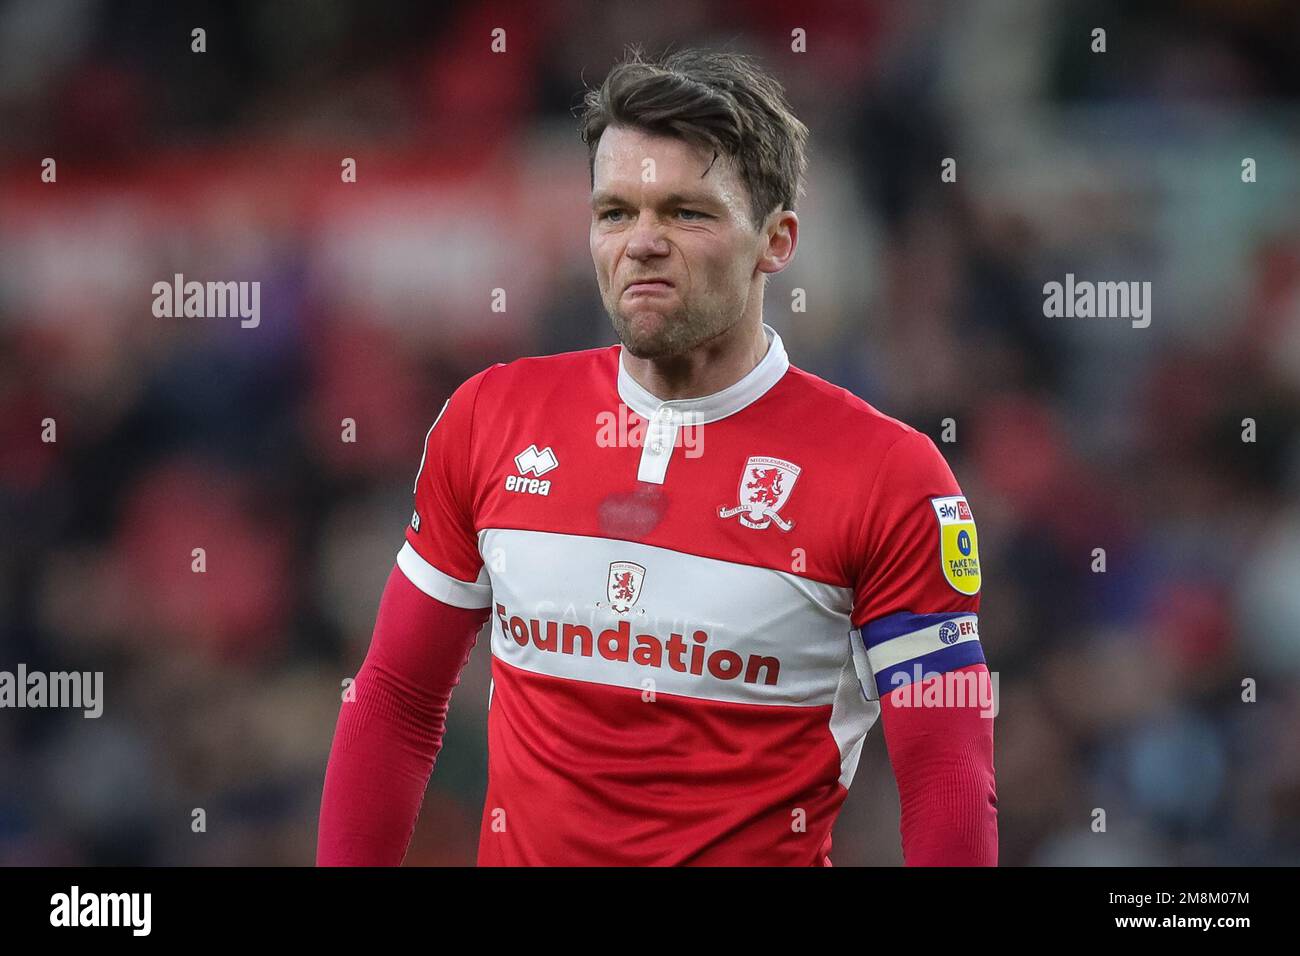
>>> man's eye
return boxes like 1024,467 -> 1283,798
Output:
599,209 -> 625,222
677,209 -> 708,220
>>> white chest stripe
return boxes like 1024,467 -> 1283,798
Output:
478,527 -> 855,708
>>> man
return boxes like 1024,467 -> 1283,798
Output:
317,47 -> 996,866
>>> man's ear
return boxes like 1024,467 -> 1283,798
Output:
758,208 -> 798,276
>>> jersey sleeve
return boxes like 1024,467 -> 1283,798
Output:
396,366 -> 500,610
851,429 -> 984,699
317,564 -> 491,866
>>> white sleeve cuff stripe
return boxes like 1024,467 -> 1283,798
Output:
396,541 -> 492,609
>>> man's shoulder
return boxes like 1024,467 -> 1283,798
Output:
777,362 -> 928,452
778,364 -> 963,516
463,343 -> 621,400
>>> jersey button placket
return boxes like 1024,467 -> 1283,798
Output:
637,405 -> 679,484
651,406 -> 672,452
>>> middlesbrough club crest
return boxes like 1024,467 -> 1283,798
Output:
606,561 -> 646,613
718,456 -> 801,531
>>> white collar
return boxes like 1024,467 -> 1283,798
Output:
616,323 -> 789,425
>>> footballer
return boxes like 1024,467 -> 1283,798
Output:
317,47 -> 997,866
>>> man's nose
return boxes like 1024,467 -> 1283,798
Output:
625,211 -> 670,259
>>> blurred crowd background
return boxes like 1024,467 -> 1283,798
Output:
2,0 -> 1299,865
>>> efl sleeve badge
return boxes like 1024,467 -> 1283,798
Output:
930,495 -> 981,595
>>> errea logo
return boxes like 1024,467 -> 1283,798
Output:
507,444 -> 557,496
515,444 -> 557,476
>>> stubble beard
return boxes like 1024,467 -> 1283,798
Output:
607,290 -> 736,360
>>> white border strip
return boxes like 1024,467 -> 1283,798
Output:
396,541 -> 492,608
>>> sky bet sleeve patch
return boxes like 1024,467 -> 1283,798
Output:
930,495 -> 981,595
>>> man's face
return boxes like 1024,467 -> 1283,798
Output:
590,125 -> 769,359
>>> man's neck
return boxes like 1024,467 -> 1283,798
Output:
622,319 -> 770,402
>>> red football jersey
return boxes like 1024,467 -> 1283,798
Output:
399,324 -> 985,865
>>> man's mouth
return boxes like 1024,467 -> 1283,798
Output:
624,280 -> 674,296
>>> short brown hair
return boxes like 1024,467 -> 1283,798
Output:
578,45 -> 809,230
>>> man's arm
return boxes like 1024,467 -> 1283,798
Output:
317,366 -> 497,865
878,663 -> 997,865
852,429 -> 997,865
316,564 -> 489,866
